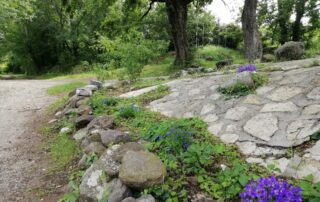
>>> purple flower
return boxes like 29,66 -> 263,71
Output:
237,64 -> 257,74
240,176 -> 302,202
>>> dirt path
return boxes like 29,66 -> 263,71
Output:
0,79 -> 70,202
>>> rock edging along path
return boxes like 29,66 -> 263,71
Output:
120,65 -> 320,182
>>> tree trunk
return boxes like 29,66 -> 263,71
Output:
241,0 -> 263,62
292,0 -> 306,41
165,0 -> 189,68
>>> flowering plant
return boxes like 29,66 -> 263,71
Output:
237,64 -> 257,74
240,176 -> 302,202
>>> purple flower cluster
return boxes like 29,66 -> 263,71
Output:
237,64 -> 257,74
240,176 -> 302,202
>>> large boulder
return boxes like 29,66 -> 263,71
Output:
119,151 -> 166,189
122,195 -> 155,202
275,41 -> 304,61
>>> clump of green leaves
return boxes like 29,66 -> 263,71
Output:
218,73 -> 268,98
116,104 -> 140,119
298,175 -> 320,201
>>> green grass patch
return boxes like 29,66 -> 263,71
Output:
46,96 -> 68,115
195,45 -> 247,68
50,133 -> 79,169
47,81 -> 86,95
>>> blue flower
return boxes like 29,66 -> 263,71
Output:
237,64 -> 257,74
240,176 -> 302,202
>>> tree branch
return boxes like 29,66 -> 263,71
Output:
141,0 -> 156,20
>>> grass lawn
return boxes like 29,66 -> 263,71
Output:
47,81 -> 87,95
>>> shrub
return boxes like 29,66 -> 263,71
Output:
240,176 -> 302,202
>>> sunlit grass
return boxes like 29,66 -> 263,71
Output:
47,81 -> 86,95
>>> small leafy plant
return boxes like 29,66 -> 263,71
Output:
117,104 -> 140,119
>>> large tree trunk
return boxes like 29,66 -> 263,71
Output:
241,0 -> 262,62
165,0 -> 189,68
292,0 -> 306,41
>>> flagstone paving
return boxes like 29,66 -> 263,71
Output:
121,63 -> 320,182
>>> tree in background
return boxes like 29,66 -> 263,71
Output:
241,0 -> 263,61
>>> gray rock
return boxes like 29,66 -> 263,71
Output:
79,164 -> 110,201
55,111 -> 62,118
244,113 -> 278,141
87,115 -> 116,131
221,71 -> 254,89
287,119 -> 320,142
103,80 -> 124,89
78,154 -> 87,169
48,119 -> 57,124
60,127 -> 72,134
260,102 -> 298,112
202,114 -> 219,123
73,128 -> 87,141
85,84 -> 98,92
119,151 -> 166,189
76,115 -> 95,129
225,106 -> 247,120
112,142 -> 145,162
108,179 -> 132,202
122,197 -> 136,202
275,41 -> 304,61
267,86 -> 303,101
220,133 -> 239,143
90,80 -> 103,89
76,98 -> 90,108
307,87 -> 320,100
76,88 -> 92,97
207,122 -> 224,136
302,104 -> 320,114
84,142 -> 106,156
100,130 -> 131,147
135,195 -> 155,202
200,104 -> 216,115
306,141 -> 320,161
237,142 -> 257,155
242,95 -> 262,105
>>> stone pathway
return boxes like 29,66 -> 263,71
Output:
121,63 -> 320,182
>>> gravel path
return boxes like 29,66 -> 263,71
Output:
0,79 -> 69,201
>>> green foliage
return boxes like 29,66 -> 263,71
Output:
116,104 -> 140,119
218,73 -> 268,98
96,30 -> 168,80
47,81 -> 86,95
299,175 -> 320,201
50,133 -> 79,168
182,143 -> 214,174
218,82 -> 254,97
